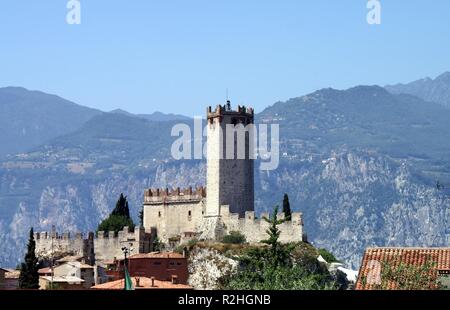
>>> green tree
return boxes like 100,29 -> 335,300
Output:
220,206 -> 338,290
19,228 -> 39,289
97,194 -> 135,234
111,193 -> 131,218
282,193 -> 292,221
261,206 -> 291,267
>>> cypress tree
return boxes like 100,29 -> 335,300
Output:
19,228 -> 39,289
111,193 -> 130,218
282,193 -> 292,221
97,194 -> 135,233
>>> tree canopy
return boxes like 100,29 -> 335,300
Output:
282,193 -> 292,221
221,206 -> 337,290
19,228 -> 40,289
97,193 -> 135,234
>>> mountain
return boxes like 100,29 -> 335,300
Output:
385,72 -> 450,108
110,108 -> 190,122
255,86 -> 450,267
0,85 -> 449,269
0,87 -> 102,157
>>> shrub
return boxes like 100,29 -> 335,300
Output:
318,248 -> 339,263
222,231 -> 246,244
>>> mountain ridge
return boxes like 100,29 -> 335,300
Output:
385,72 -> 450,108
0,79 -> 449,268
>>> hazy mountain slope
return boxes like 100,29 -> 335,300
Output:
0,87 -> 102,157
0,86 -> 449,269
110,108 -> 190,122
385,72 -> 450,108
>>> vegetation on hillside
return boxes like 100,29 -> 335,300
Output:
97,193 -> 135,234
220,206 -> 338,290
222,231 -> 246,244
318,248 -> 339,263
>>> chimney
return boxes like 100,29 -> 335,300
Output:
151,276 -> 155,287
171,275 -> 178,285
135,277 -> 140,288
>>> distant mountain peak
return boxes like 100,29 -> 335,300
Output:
435,71 -> 450,81
385,71 -> 450,108
109,108 -> 190,122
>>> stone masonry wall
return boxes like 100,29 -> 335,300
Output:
35,226 -> 151,263
220,205 -> 303,243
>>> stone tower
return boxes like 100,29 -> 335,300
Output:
206,101 -> 254,217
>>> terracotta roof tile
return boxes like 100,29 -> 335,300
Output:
38,267 -> 52,274
91,277 -> 192,290
128,252 -> 185,260
356,247 -> 450,290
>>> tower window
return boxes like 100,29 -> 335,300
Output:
158,211 -> 161,217
188,210 -> 192,216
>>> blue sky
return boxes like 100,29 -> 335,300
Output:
0,0 -> 449,116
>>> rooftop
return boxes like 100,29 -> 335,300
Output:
356,247 -> 450,290
40,275 -> 84,284
38,267 -> 52,274
128,252 -> 185,260
91,276 -> 192,290
56,255 -> 83,263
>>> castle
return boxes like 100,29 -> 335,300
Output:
35,102 -> 304,262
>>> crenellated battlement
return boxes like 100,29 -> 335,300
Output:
34,226 -> 153,263
216,205 -> 304,243
207,101 -> 254,124
34,231 -> 92,241
144,186 -> 206,204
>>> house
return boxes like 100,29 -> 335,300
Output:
1,269 -> 19,290
39,276 -> 85,290
91,276 -> 193,290
106,252 -> 189,284
38,267 -> 53,277
356,247 -> 450,290
56,255 -> 83,265
38,261 -> 95,289
53,262 -> 95,289
0,268 -> 8,289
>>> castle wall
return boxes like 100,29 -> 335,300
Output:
35,227 -> 151,263
34,232 -> 90,260
143,187 -> 206,243
94,226 -> 150,262
220,205 -> 303,243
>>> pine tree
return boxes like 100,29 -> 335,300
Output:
19,228 -> 39,289
282,193 -> 292,221
262,206 -> 290,267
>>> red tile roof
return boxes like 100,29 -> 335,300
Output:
356,247 -> 450,290
91,277 -> 192,290
128,252 -> 185,260
38,267 -> 52,274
